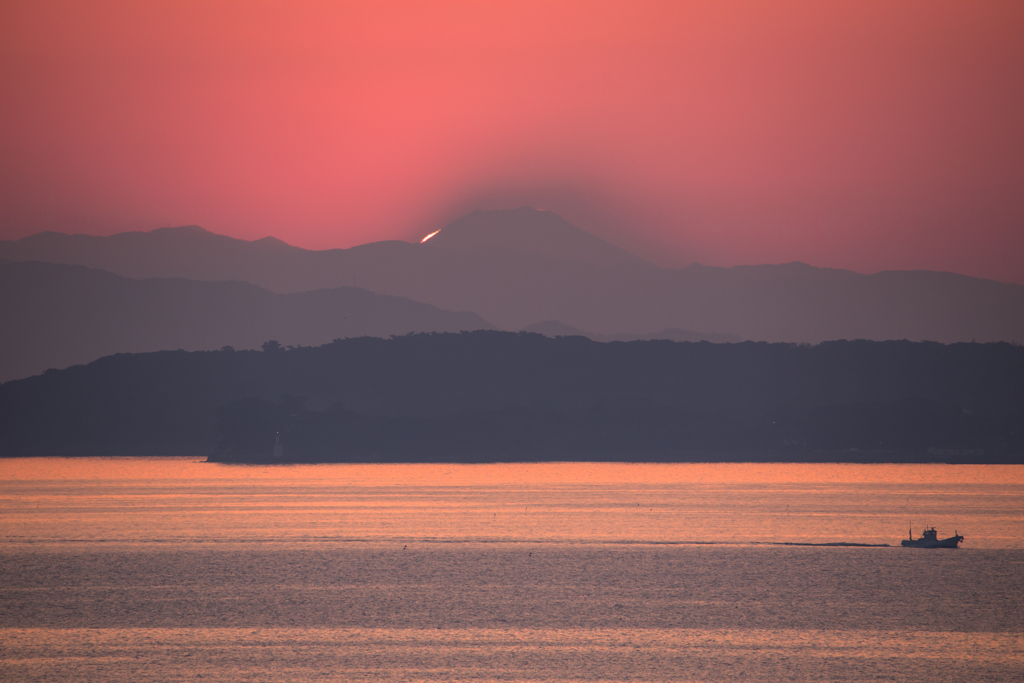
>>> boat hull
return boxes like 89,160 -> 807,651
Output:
901,535 -> 963,548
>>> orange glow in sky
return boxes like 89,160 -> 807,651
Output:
1,1 -> 1022,282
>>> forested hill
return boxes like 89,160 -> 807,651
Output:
1,332 -> 1021,462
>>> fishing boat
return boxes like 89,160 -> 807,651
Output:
901,526 -> 963,548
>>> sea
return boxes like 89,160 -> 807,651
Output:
1,458 -> 1022,682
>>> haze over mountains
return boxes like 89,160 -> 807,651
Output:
0,261 -> 489,382
421,208 -> 649,267
2,207 -> 1023,383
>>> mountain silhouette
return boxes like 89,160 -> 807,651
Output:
2,332 -> 1021,461
0,261 -> 491,382
421,207 -> 647,266
3,208 -> 1023,343
0,225 -> 307,285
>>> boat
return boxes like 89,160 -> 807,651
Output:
901,526 -> 963,548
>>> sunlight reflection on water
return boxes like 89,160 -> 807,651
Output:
1,459 -> 1021,548
1,459 -> 1022,682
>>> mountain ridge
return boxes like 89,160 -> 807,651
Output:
422,207 -> 650,267
0,260 -> 492,382
2,208 -> 1022,344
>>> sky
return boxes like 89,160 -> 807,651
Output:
2,0 -> 1022,283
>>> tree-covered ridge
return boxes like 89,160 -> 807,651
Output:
1,332 -> 1021,462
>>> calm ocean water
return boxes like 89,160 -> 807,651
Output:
1,458 -> 1022,681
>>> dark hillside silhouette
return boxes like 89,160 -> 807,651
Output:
4,209 -> 1023,343
0,261 -> 491,382
1,332 -> 1020,462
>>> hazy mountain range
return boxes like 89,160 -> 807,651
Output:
2,207 -> 1023,382
0,260 -> 489,382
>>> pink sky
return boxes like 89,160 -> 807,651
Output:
2,1 -> 1022,282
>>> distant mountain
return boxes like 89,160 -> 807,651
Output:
3,208 -> 1023,343
0,261 -> 491,382
422,207 -> 647,266
0,225 -> 310,287
665,262 -> 1024,344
